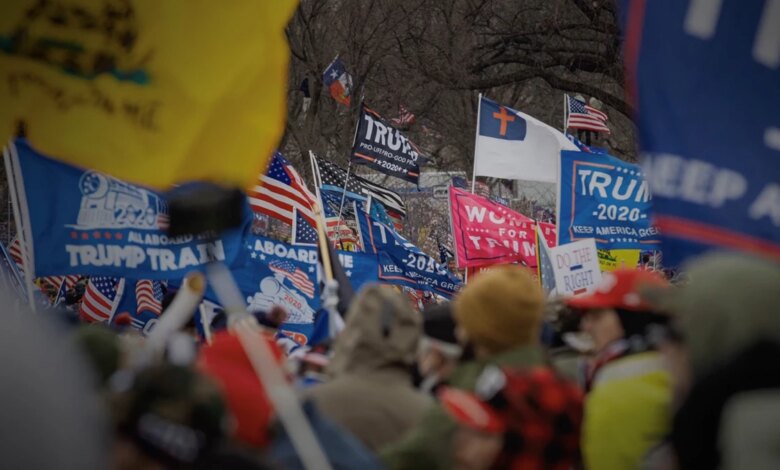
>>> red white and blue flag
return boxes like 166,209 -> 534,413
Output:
269,259 -> 315,298
9,236 -> 80,293
566,95 -> 610,133
79,276 -> 122,323
136,280 -> 163,316
249,152 -> 317,228
322,57 -> 353,106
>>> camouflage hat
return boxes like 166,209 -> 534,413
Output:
111,364 -> 228,466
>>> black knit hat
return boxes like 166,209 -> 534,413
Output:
422,303 -> 458,346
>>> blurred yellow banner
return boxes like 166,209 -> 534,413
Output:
0,1 -> 297,189
598,249 -> 641,271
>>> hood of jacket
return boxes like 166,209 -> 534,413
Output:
669,253 -> 780,379
328,284 -> 422,376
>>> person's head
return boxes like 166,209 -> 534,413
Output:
328,284 -> 422,376
453,266 -> 543,358
418,302 -> 462,385
109,364 -> 227,470
653,252 -> 780,381
440,366 -> 583,470
566,269 -> 670,353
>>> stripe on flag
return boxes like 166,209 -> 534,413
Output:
269,259 -> 315,298
136,280 -> 163,315
79,277 -> 121,323
566,95 -> 610,133
249,152 -> 317,228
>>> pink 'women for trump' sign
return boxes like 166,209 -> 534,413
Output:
449,187 -> 556,268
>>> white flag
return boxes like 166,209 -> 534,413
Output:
474,96 -> 577,183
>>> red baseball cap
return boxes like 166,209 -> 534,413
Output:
565,269 -> 669,312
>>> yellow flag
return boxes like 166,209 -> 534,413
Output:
0,1 -> 297,189
598,249 -> 641,271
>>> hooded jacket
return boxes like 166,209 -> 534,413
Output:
667,254 -> 780,469
304,285 -> 431,452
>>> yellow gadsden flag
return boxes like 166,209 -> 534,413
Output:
598,249 -> 641,272
0,1 -> 297,189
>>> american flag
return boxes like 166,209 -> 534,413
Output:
390,105 -> 416,127
79,276 -> 122,323
8,236 -> 23,268
8,236 -> 80,292
311,155 -> 406,218
320,190 -> 359,247
269,260 -> 315,298
292,208 -> 318,246
248,152 -> 317,228
136,280 -> 163,315
40,275 -> 80,292
566,95 -> 610,133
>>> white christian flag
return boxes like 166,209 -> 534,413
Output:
474,96 -> 577,183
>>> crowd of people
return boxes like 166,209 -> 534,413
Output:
5,251 -> 780,469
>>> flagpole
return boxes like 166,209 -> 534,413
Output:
336,97 -> 365,229
3,142 -> 37,312
309,153 -> 335,282
471,93 -> 483,194
563,94 -> 569,133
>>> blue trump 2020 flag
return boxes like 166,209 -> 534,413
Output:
7,139 -> 250,280
622,0 -> 780,263
558,150 -> 661,250
356,207 -> 461,298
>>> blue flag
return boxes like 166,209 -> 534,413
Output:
8,139 -> 251,280
356,210 -> 461,298
621,0 -> 780,263
558,150 -> 661,250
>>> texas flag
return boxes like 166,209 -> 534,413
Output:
474,96 -> 577,183
322,57 -> 353,106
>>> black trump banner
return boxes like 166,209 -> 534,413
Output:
350,105 -> 427,185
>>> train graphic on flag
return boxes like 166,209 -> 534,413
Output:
74,171 -> 169,230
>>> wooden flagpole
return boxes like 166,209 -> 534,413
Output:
309,151 -> 334,281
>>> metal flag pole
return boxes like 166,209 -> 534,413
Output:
336,97 -> 364,225
471,93 -> 483,195
465,93 -> 484,285
563,93 -> 569,133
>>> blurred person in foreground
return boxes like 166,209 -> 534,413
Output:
565,269 -> 671,470
656,253 -> 780,470
304,284 -> 431,453
440,365 -> 583,470
382,265 -> 547,469
0,288 -> 108,469
415,301 -> 463,394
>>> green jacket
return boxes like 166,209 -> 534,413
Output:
380,345 -> 546,469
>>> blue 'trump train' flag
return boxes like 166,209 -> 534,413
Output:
189,234 -> 379,345
6,139 -> 251,280
621,0 -> 780,263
